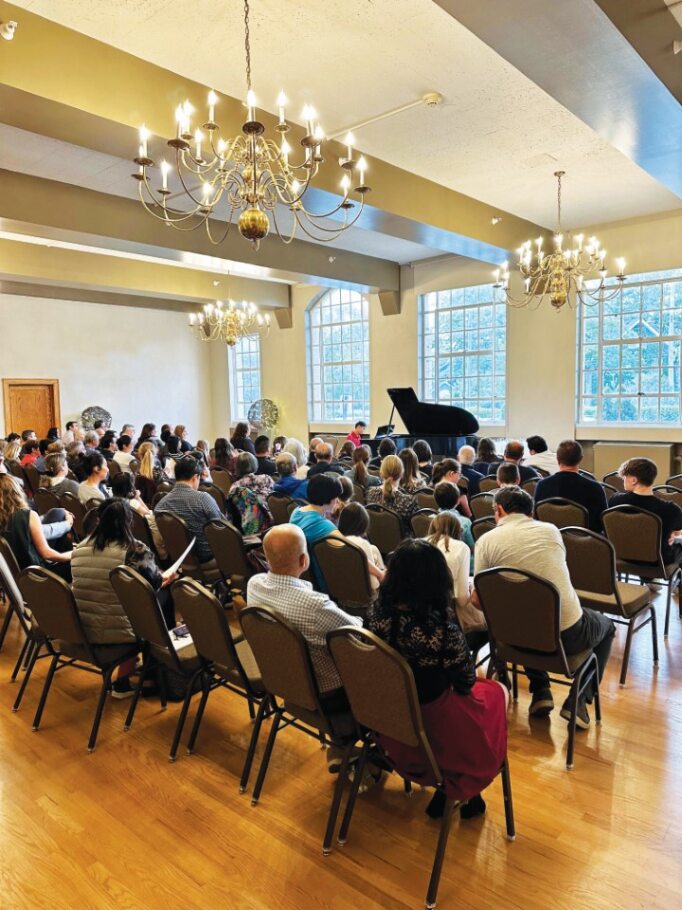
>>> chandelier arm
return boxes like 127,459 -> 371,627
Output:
290,206 -> 366,244
270,205 -> 298,245
295,197 -> 365,229
137,181 -> 206,225
205,212 -> 236,246
176,159 -> 218,208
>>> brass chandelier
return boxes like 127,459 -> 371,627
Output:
493,171 -> 627,311
188,298 -> 270,347
133,0 -> 370,250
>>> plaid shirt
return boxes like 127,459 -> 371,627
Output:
154,483 -> 222,563
246,572 -> 361,693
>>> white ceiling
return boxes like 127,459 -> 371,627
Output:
12,0 -> 682,230
664,0 -> 682,29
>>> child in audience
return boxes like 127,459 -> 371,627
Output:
338,502 -> 385,590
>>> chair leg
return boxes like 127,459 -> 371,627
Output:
31,653 -> 60,731
511,664 -> 518,702
87,667 -> 114,753
246,694 -> 256,721
124,658 -> 149,731
12,641 -> 41,712
186,673 -> 211,755
168,669 -> 201,763
250,708 -> 282,806
650,606 -> 659,667
323,741 -> 354,855
620,618 -> 636,687
499,759 -> 516,840
157,664 -> 168,710
337,740 -> 370,846
22,638 -> 34,670
11,636 -> 31,682
240,696 -> 269,794
425,796 -> 457,910
0,598 -> 16,651
592,658 -> 602,725
664,578 -> 672,638
565,678 -> 580,770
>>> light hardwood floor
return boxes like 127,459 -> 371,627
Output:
0,592 -> 681,910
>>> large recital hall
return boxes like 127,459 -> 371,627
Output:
1,2 -> 681,908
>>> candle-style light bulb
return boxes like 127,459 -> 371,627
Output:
139,125 -> 149,158
357,155 -> 367,186
202,181 -> 211,201
195,129 -> 203,160
616,257 -> 626,275
276,90 -> 287,124
207,89 -> 217,122
175,105 -> 184,138
246,89 -> 258,121
160,160 -> 171,190
344,131 -> 355,161
280,138 -> 291,163
182,100 -> 193,135
313,124 -> 324,145
302,104 -> 316,134
340,174 -> 350,195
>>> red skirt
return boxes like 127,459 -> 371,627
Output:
375,679 -> 507,802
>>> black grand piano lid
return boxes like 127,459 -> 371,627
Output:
387,387 -> 480,436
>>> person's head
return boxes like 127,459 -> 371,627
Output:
137,441 -> 156,479
619,457 -> 658,490
379,454 -> 404,498
235,451 -> 258,478
353,420 -> 367,434
309,436 -> 323,456
0,473 -> 28,526
166,435 -> 181,456
283,438 -> 306,468
255,435 -> 270,456
174,424 -> 188,440
100,431 -> 116,452
234,421 -> 250,439
433,481 -> 458,511
93,419 -> 107,436
336,475 -> 354,504
66,441 -> 84,460
493,486 -> 534,521
140,422 -> 156,441
315,442 -> 333,463
351,444 -> 370,486
496,463 -> 520,487
526,435 -> 548,455
272,435 -> 287,455
398,447 -> 420,487
504,440 -> 525,464
338,501 -> 370,538
38,439 -> 51,457
556,439 -> 583,470
213,437 -> 236,468
92,499 -> 134,551
83,430 -> 99,449
263,524 -> 309,578
477,437 -> 498,463
195,439 -> 208,454
378,538 -> 453,624
412,439 -> 432,465
378,437 -> 397,459
44,452 -> 67,479
458,445 -> 476,466
174,455 -> 202,486
47,441 -> 64,454
111,471 -> 137,499
431,458 -> 461,486
307,473 -> 343,515
339,441 -> 355,460
20,440 -> 39,458
117,434 -> 133,453
84,451 -> 108,481
275,452 -> 297,477
21,429 -> 36,442
427,511 -> 462,551
47,426 -> 60,441
121,424 -> 135,438
6,433 -> 20,444
5,441 -> 20,462
160,425 -> 172,443
65,421 -> 78,434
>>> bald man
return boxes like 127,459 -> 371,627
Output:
247,524 -> 361,771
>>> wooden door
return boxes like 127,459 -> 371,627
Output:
2,379 -> 61,438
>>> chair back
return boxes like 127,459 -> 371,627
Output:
665,473 -> 682,492
578,469 -> 596,480
479,476 -> 498,493
415,490 -> 437,511
82,505 -> 100,538
268,493 -> 295,525
239,606 -> 322,714
535,497 -> 589,529
533,467 -> 550,478
313,537 -> 373,606
200,483 -> 226,513
157,481 -> 174,495
0,537 -> 21,582
109,565 -> 179,671
60,492 -> 88,538
522,478 -> 538,495
33,488 -> 61,516
602,505 -> 663,567
410,509 -> 437,538
602,471 -> 625,492
151,491 -> 167,510
10,461 -> 26,482
475,567 -> 570,675
366,504 -> 404,556
134,475 -> 157,506
130,509 -> 155,552
156,512 -> 202,575
560,527 -> 617,597
600,482 -> 619,503
653,486 -> 682,508
0,553 -> 31,637
108,459 -> 122,478
23,463 -> 41,496
205,518 -> 253,583
327,628 -> 440,780
470,492 -> 494,520
472,516 -> 496,541
211,467 -> 233,495
351,483 -> 366,504
457,476 -> 469,495
19,566 -> 91,653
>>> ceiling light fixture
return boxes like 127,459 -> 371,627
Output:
188,297 -> 271,346
493,171 -> 627,311
133,0 -> 370,250
0,20 -> 18,40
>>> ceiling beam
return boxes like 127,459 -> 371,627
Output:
433,0 -> 682,199
0,1 -> 545,263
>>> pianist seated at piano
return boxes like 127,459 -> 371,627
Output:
366,455 -> 419,533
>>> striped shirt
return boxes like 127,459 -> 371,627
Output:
154,483 -> 222,563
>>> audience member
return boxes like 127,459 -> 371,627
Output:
370,437 -> 396,469
330,475 -> 354,524
272,435 -> 287,456
399,447 -> 429,495
0,474 -> 72,580
487,441 -> 539,484
273,452 -> 309,500
99,432 -> 118,461
21,429 -> 37,443
39,452 -> 80,497
308,442 -> 345,478
457,445 -> 484,497
231,421 -> 256,455
83,430 -> 100,455
113,435 -> 136,473
120,424 -> 135,440
34,439 -> 51,473
211,437 -> 237,474
154,456 -> 222,565
46,426 -> 61,441
534,440 -> 607,532
433,481 -> 475,552
367,454 -> 418,533
226,452 -> 274,536
367,539 -> 508,819
246,524 -> 362,771
432,459 -> 473,519
4,441 -> 20,465
346,421 -> 367,448
93,419 -> 108,439
290,473 -> 344,589
67,441 -> 87,481
496,463 -> 520,487
473,486 -> 615,727
345,444 -> 380,489
62,420 -> 79,446
20,440 -> 39,466
473,437 -> 502,475
163,435 -> 183,478
525,435 -> 559,474
338,440 -> 356,462
254,435 -> 277,476
110,472 -> 167,559
610,458 -> 682,564
174,424 -> 193,453
307,436 -> 324,466
78,452 -> 110,505
6,433 -> 20,444
283,438 -> 309,479
412,439 -> 434,479
134,423 -> 158,452
337,502 -> 385,590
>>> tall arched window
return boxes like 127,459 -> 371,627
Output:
229,333 -> 261,421
306,289 -> 370,422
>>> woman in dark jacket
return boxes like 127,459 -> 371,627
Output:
231,422 -> 256,455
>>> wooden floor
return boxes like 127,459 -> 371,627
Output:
1,593 -> 681,910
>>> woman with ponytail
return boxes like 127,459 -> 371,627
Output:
344,444 -> 380,490
366,454 -> 418,533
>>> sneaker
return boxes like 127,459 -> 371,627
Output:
529,688 -> 554,717
111,679 -> 135,700
327,744 -> 361,774
460,794 -> 486,820
560,697 -> 590,730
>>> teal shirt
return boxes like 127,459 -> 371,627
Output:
290,507 -> 337,591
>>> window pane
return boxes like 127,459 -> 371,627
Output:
229,334 -> 261,421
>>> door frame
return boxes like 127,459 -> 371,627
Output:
2,378 -> 62,435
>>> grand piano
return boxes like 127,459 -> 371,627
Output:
367,387 -> 479,458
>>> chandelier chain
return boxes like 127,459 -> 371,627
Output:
556,170 -> 562,232
244,0 -> 252,93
